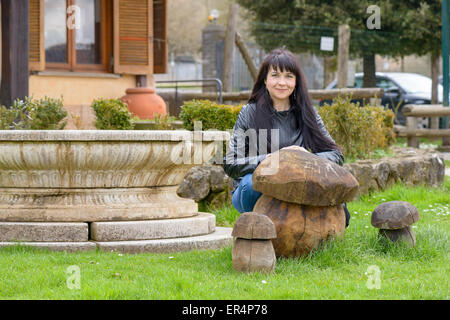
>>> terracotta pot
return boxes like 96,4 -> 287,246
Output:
120,87 -> 167,119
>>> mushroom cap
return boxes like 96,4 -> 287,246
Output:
253,149 -> 359,206
371,201 -> 420,229
231,212 -> 277,239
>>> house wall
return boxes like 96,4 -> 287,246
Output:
376,54 -> 441,77
29,73 -> 155,129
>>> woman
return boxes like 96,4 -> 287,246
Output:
223,48 -> 350,227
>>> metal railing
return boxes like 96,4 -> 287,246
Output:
155,78 -> 223,104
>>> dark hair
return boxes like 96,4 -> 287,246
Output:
248,48 -> 340,153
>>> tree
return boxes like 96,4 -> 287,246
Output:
167,0 -> 251,58
237,0 -> 408,87
400,1 -> 442,104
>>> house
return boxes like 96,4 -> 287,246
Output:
1,0 -> 167,128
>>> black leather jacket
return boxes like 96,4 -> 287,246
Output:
223,103 -> 344,191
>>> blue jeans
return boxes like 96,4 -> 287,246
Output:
231,173 -> 262,213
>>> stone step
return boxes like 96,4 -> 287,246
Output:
0,241 -> 96,252
90,213 -> 215,241
0,222 -> 89,242
0,227 -> 233,254
94,227 -> 233,254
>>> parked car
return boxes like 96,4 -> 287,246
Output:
321,72 -> 443,127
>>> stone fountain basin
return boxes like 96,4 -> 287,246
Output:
0,130 -> 228,222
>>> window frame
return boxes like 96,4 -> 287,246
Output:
45,0 -> 112,73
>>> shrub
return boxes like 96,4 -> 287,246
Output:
0,96 -> 67,130
152,114 -> 178,130
317,96 -> 396,159
179,99 -> 243,131
91,98 -> 133,130
132,114 -> 178,130
0,99 -> 31,130
29,96 -> 67,130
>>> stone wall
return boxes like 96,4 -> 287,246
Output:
177,147 -> 446,207
343,148 -> 445,198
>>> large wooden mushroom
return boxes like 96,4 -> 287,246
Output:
231,212 -> 277,273
371,201 -> 420,247
252,148 -> 359,258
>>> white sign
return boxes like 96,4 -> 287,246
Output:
320,37 -> 334,51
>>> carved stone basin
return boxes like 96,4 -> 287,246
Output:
0,130 -> 227,222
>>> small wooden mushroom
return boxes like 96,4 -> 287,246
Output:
371,201 -> 420,247
251,149 -> 359,257
231,212 -> 277,273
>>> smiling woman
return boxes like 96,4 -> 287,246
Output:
264,66 -> 296,111
223,48 -> 348,225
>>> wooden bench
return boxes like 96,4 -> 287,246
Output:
394,104 -> 450,148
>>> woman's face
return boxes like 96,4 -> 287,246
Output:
265,66 -> 296,106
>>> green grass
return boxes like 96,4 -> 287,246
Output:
394,137 -> 444,148
344,147 -> 397,164
1,178 -> 449,300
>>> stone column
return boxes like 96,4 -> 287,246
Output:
201,24 -> 225,92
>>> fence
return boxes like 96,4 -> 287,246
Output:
156,87 -> 384,116
394,104 -> 450,147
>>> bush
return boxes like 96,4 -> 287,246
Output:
29,96 -> 68,130
317,96 -> 395,159
0,96 -> 67,130
151,114 -> 178,130
91,98 -> 133,130
132,114 -> 178,130
0,99 -> 30,130
179,99 -> 243,131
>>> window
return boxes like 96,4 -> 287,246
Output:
30,0 -> 167,74
44,0 -> 112,71
376,78 -> 398,90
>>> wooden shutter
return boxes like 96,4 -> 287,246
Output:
153,0 -> 167,74
29,0 -> 45,71
113,0 -> 153,74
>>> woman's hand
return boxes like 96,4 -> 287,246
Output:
281,145 -> 310,153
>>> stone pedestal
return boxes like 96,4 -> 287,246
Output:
0,130 -> 233,252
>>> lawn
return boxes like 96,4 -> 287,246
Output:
0,178 -> 448,300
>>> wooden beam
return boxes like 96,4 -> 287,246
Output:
1,0 -> 29,108
157,88 -> 384,105
310,88 -> 383,100
402,105 -> 450,117
406,116 -> 419,147
395,128 -> 450,138
235,31 -> 258,81
337,24 -> 350,88
222,3 -> 238,92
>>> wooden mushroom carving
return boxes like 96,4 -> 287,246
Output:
252,148 -> 359,258
371,201 -> 420,247
231,212 -> 277,273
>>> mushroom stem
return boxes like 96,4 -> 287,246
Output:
379,226 -> 416,247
